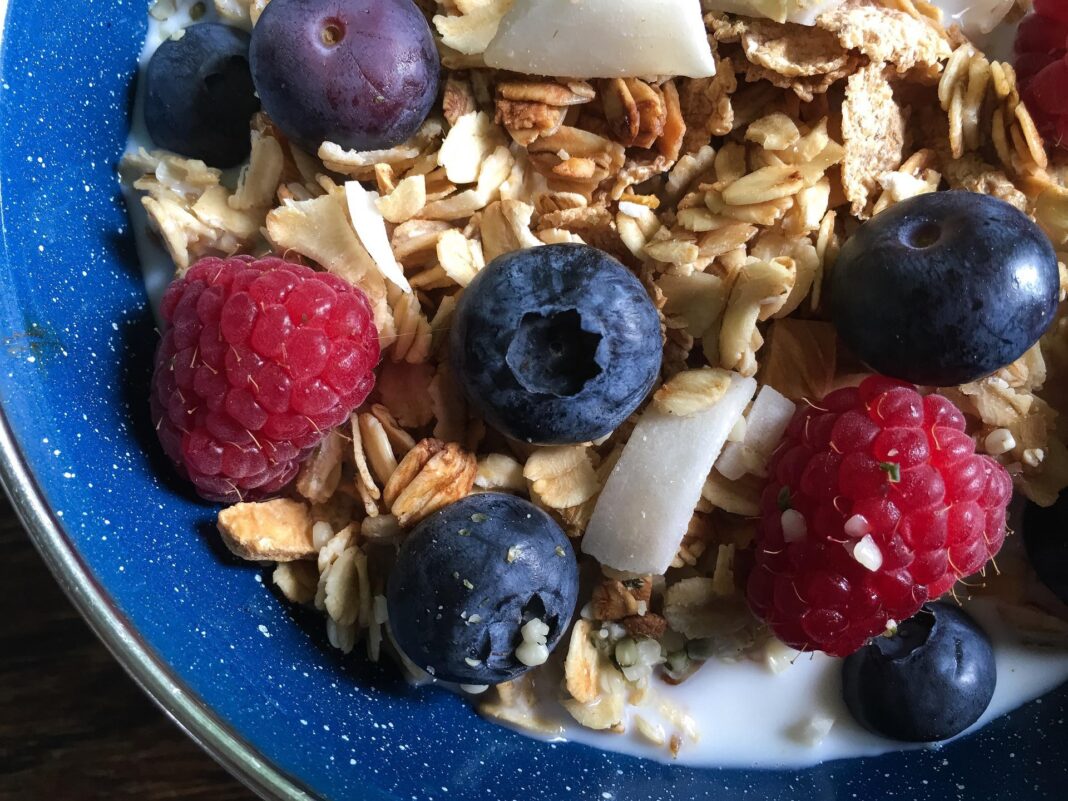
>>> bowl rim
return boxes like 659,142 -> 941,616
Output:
0,2 -> 314,784
2,4 -> 1065,798
0,374 -> 326,797
0,403 -> 317,800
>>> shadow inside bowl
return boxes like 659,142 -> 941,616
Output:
118,307 -> 211,507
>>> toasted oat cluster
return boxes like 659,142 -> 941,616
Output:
123,0 -> 1068,752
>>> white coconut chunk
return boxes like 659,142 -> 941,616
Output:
484,0 -> 717,79
702,0 -> 844,25
618,201 -> 650,218
791,714 -> 836,746
582,373 -> 757,574
739,385 -> 796,454
715,444 -> 752,482
781,509 -> 807,542
984,428 -> 1016,456
727,416 -> 747,443
927,0 -> 1015,37
763,638 -> 801,674
848,534 -> 883,572
344,181 -> 412,293
716,384 -> 795,480
515,641 -> 550,666
708,0 -> 1013,37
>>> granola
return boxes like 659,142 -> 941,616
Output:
123,0 -> 1068,762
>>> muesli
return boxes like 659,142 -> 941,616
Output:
121,0 -> 1068,757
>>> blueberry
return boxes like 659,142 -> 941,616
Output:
386,493 -> 579,685
144,23 -> 260,168
830,191 -> 1059,386
841,602 -> 996,742
1023,490 -> 1068,605
250,0 -> 439,153
450,244 -> 662,444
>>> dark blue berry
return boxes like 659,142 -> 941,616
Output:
249,0 -> 439,153
1023,490 -> 1068,605
144,23 -> 259,168
842,602 -> 996,742
830,191 -> 1059,386
386,493 -> 579,685
450,244 -> 662,444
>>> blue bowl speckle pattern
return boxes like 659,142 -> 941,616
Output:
0,2 -> 1065,799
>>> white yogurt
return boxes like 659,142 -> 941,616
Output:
554,598 -> 1068,767
124,0 -> 1068,770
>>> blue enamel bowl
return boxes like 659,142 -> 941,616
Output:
0,2 -> 1065,799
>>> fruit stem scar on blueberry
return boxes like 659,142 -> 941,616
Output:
829,191 -> 1060,386
505,309 -> 605,397
320,19 -> 344,46
841,602 -> 996,742
903,220 -> 943,249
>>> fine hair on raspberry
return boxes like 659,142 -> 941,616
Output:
151,255 -> 380,503
746,376 -> 1012,657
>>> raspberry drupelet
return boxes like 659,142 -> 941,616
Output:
151,256 -> 380,503
747,376 -> 1013,657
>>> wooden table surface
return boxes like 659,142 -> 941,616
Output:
0,494 -> 255,801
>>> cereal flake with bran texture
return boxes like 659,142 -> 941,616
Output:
817,0 -> 951,78
841,62 -> 907,217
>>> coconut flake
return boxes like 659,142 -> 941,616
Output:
702,0 -> 844,25
763,638 -> 801,674
716,384 -> 796,480
485,0 -> 717,79
984,428 -> 1016,456
781,509 -> 807,542
848,534 -> 883,572
790,714 -> 836,746
344,181 -> 412,293
583,373 -> 757,574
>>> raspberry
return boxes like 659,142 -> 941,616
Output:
1015,11 -> 1068,151
1035,0 -> 1068,25
746,376 -> 1012,657
151,256 -> 380,502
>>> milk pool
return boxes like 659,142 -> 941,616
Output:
121,0 -> 1068,769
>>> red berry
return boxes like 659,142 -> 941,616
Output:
1016,11 -> 1068,152
1028,57 -> 1068,117
1036,0 -> 1068,25
151,256 -> 380,502
746,376 -> 1012,657
1015,13 -> 1068,57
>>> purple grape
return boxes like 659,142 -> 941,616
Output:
249,0 -> 439,153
